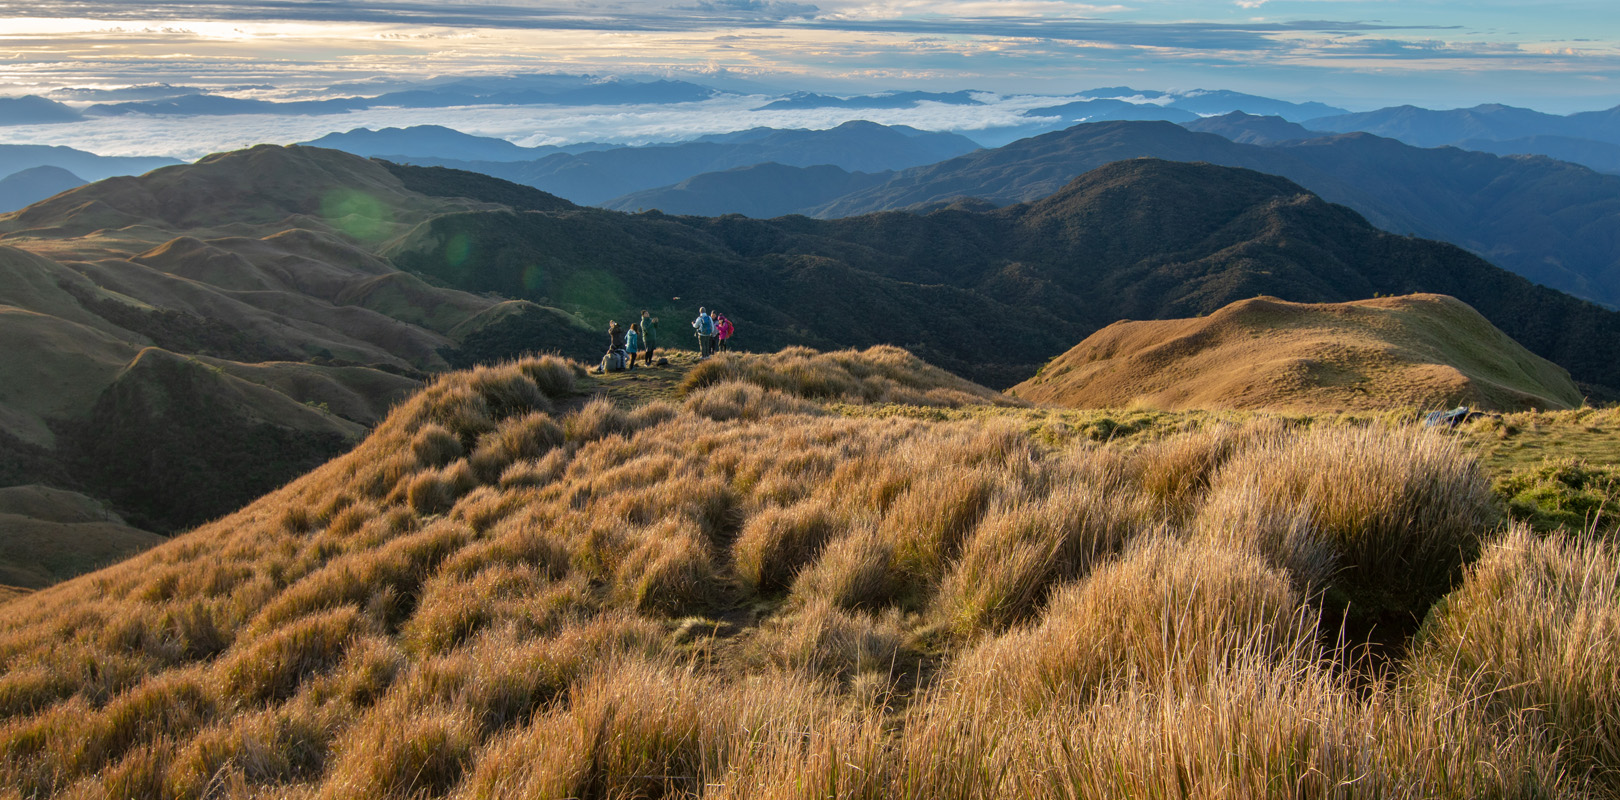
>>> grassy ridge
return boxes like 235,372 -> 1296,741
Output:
0,348 -> 1614,798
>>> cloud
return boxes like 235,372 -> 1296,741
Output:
2,0 -> 1617,116
0,93 -> 1049,158
685,0 -> 821,20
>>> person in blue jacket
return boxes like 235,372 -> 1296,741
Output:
626,322 -> 642,369
692,307 -> 716,357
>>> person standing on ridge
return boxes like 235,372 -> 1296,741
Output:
693,307 -> 716,358
625,322 -> 642,369
714,312 -> 734,352
640,310 -> 659,363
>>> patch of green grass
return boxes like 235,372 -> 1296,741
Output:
1494,458 -> 1620,533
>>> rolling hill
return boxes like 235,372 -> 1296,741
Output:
1010,294 -> 1584,412
0,95 -> 81,125
0,146 -> 595,535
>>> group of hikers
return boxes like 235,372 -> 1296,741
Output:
596,307 -> 735,372
691,307 -> 734,358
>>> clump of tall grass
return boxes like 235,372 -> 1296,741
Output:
733,501 -> 846,594
684,380 -> 821,421
561,395 -> 630,442
954,535 -> 1316,707
467,412 -> 564,482
938,481 -> 1154,635
323,699 -> 479,800
1410,526 -> 1620,790
410,423 -> 463,468
791,523 -> 906,611
221,606 -> 368,704
1198,424 -> 1493,618
615,519 -> 722,616
516,354 -> 578,399
403,458 -> 476,515
749,599 -> 909,683
681,345 -> 1018,407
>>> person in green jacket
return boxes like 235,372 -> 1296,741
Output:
639,310 -> 659,363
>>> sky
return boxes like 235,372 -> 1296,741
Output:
2,0 -> 1618,113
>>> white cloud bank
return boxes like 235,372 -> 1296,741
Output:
0,94 -> 1070,159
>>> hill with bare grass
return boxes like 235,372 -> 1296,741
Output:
0,485 -> 161,591
0,147 -> 599,535
0,349 -> 1614,798
1012,294 -> 1584,412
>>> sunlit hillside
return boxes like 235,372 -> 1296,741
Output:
0,346 -> 1615,799
1011,294 -> 1584,412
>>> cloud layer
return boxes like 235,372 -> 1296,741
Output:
1,0 -> 1617,119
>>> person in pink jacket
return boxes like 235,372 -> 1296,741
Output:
714,312 -> 735,352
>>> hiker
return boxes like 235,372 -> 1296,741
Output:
714,312 -> 734,352
640,310 -> 659,363
693,307 -> 716,358
595,320 -> 628,373
626,322 -> 642,369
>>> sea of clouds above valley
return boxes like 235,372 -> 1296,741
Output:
0,93 -> 1071,160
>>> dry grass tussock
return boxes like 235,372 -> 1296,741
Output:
681,345 -> 1021,408
0,350 -> 1612,798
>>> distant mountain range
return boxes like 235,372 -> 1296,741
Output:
610,119 -> 1620,309
381,153 -> 1620,396
605,163 -> 891,218
1454,136 -> 1620,175
0,144 -> 182,183
756,90 -> 985,110
1183,111 -> 1320,145
326,121 -> 981,206
0,166 -> 86,213
1307,103 -> 1620,148
1304,103 -> 1620,174
12,76 -> 1618,175
303,125 -> 616,162
6,145 -> 1620,532
0,96 -> 81,125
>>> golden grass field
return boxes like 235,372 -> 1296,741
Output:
1,345 -> 1616,799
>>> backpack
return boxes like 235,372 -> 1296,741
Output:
697,314 -> 715,336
